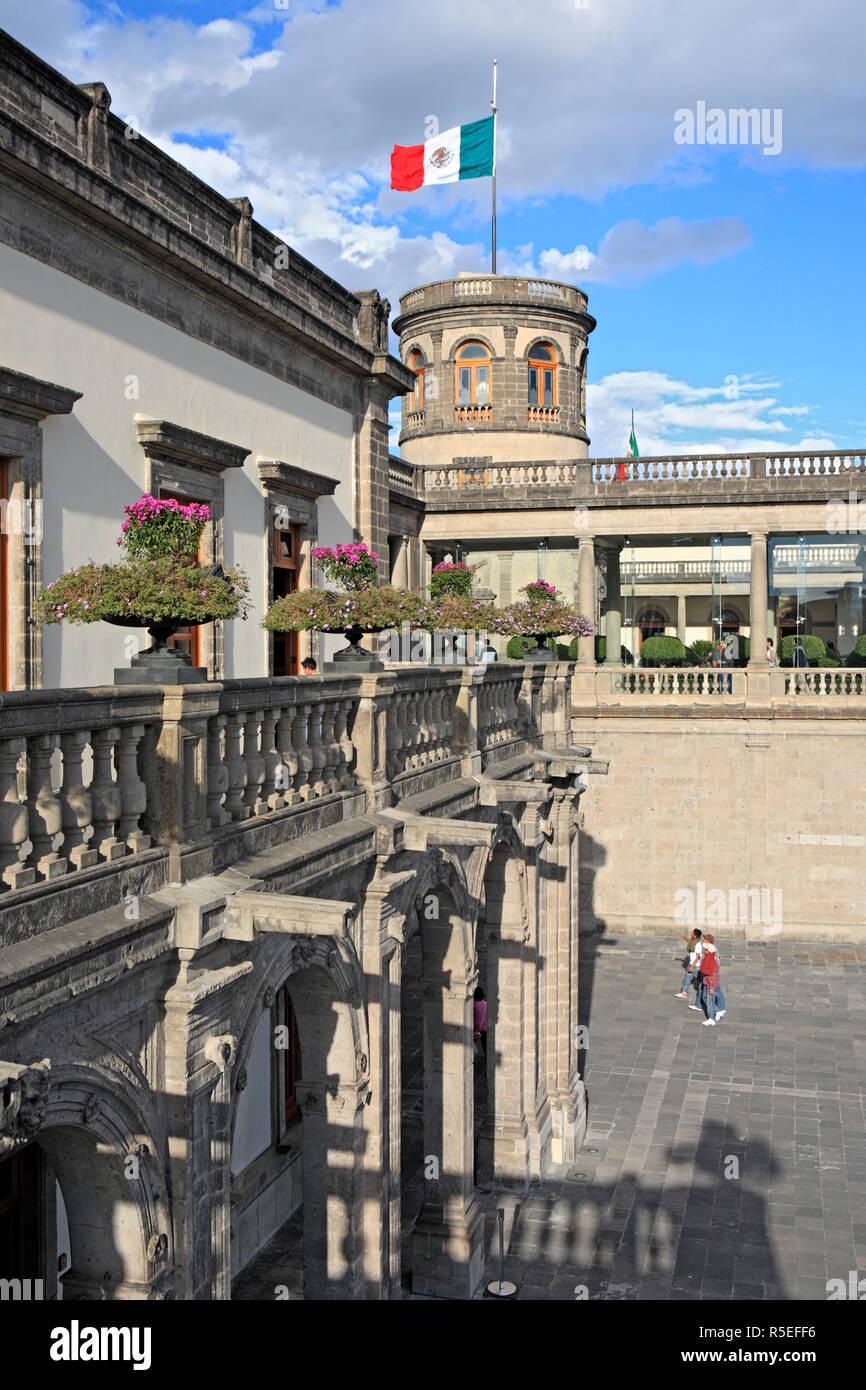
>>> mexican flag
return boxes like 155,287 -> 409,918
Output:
627,410 -> 639,458
391,116 -> 495,191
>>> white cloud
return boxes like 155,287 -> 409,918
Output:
587,370 -> 833,457
1,0 -> 862,308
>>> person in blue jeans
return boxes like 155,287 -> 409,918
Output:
700,935 -> 726,1020
676,928 -> 703,1003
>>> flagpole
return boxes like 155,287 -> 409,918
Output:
491,58 -> 498,274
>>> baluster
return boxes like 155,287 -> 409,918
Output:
259,708 -> 282,811
292,703 -> 315,800
319,700 -> 341,793
430,688 -> 445,760
207,714 -> 230,826
27,734 -> 67,879
306,702 -> 327,796
0,739 -> 33,890
241,709 -> 266,815
90,727 -> 125,862
223,711 -> 250,821
60,730 -> 98,869
334,698 -> 355,787
417,690 -> 433,765
276,701 -> 300,806
115,723 -> 151,853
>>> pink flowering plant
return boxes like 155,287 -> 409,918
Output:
117,494 -> 211,561
312,542 -> 379,590
430,560 -> 479,599
35,494 -> 249,626
519,580 -> 559,603
502,588 -> 594,643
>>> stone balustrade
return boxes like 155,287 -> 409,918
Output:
0,663 -> 570,924
570,665 -> 866,710
0,685 -> 161,893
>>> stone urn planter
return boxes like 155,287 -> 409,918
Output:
35,498 -> 250,684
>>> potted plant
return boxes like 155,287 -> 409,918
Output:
265,541 -> 428,670
430,560 -> 479,599
501,581 -> 593,661
35,495 -> 249,681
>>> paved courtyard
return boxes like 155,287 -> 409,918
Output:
476,933 -> 866,1300
234,934 -> 866,1300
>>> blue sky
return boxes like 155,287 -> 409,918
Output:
2,0 -> 864,456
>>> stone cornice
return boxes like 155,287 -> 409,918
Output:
134,418 -> 249,473
257,459 -> 340,499
0,365 -> 81,421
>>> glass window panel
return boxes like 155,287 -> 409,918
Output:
476,366 -> 489,403
543,370 -> 554,405
459,367 -> 471,403
528,367 -> 538,404
530,345 -> 553,361
457,343 -> 488,359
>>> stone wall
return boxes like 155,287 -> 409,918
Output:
573,711 -> 866,943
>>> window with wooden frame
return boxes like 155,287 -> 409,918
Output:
272,518 -> 302,676
528,344 -> 556,406
158,487 -> 206,667
276,985 -> 301,1127
455,341 -> 492,406
0,459 -> 7,690
408,350 -> 425,411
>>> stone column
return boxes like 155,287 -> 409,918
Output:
677,593 -> 687,644
298,1079 -> 366,1299
603,543 -> 622,666
391,535 -> 409,588
541,780 -> 587,1165
478,856 -> 529,1189
412,903 -> 484,1298
748,532 -> 768,662
576,537 -> 595,667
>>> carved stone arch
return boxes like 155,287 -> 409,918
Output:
33,1064 -> 170,1299
407,845 -> 476,966
227,930 -> 369,1146
524,335 -> 565,363
449,332 -> 497,363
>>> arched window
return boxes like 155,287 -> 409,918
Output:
408,349 -> 425,411
639,608 -> 667,644
528,343 -> 556,407
455,341 -> 491,406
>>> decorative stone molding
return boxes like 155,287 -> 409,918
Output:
82,1092 -> 101,1124
223,890 -> 355,942
134,418 -> 249,474
0,367 -> 82,422
256,459 -> 339,505
146,1232 -> 169,1266
0,1058 -> 50,1155
229,197 -> 254,270
204,1034 -> 236,1072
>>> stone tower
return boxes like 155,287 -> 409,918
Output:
392,273 -> 596,468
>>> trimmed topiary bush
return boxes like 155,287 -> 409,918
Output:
638,635 -> 688,667
778,634 -> 825,666
845,636 -> 866,667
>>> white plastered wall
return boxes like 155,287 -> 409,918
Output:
0,241 -> 355,686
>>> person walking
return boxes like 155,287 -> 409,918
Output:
702,933 -> 726,1019
792,639 -> 809,668
766,636 -> 777,667
473,986 -> 488,1055
722,633 -> 736,693
676,928 -> 703,1003
698,939 -> 721,1025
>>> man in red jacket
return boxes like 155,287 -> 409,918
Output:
698,940 -> 721,1026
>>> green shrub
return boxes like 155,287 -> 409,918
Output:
845,636 -> 866,668
687,639 -> 713,664
778,634 -> 825,666
506,635 -> 533,659
638,635 -> 687,667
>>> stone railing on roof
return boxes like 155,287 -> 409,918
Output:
396,275 -> 591,320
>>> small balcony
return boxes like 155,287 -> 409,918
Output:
528,405 -> 560,424
454,404 -> 493,423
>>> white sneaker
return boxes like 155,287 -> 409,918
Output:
675,992 -> 688,999
702,1019 -> 716,1027
688,1004 -> 701,1011
717,1009 -> 726,1018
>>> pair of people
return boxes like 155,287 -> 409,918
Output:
676,929 -> 726,1025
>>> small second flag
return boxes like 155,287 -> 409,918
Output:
391,116 -> 495,192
